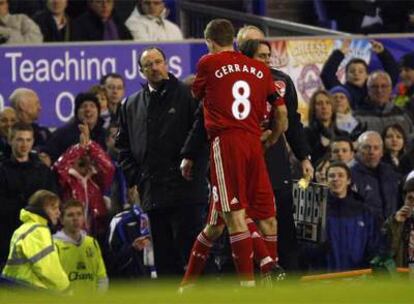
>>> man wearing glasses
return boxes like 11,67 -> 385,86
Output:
115,46 -> 208,277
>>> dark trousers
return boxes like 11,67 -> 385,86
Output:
275,183 -> 299,271
147,203 -> 205,277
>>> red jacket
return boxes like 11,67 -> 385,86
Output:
53,141 -> 115,236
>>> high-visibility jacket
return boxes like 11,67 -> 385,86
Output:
1,209 -> 70,291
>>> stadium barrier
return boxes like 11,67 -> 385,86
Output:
1,34 -> 414,128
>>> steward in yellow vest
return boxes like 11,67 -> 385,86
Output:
1,190 -> 69,291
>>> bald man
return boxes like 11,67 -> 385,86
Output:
9,88 -> 51,152
351,131 -> 401,222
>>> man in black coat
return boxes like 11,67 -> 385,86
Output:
32,0 -> 71,42
115,46 -> 208,276
71,0 -> 131,41
0,122 -> 57,267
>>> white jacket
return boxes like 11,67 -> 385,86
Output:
0,13 -> 43,44
125,7 -> 183,42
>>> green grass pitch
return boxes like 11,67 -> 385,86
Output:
1,277 -> 414,304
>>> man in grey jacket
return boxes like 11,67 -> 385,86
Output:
0,0 -> 43,44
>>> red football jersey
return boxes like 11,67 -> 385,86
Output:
192,51 -> 280,138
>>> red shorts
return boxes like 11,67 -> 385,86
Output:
207,131 -> 276,225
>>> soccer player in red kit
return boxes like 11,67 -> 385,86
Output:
182,19 -> 287,288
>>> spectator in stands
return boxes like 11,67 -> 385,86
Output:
71,0 -> 131,41
395,52 -> 414,118
354,71 -> 414,138
381,123 -> 407,173
314,155 -> 331,185
382,177 -> 414,267
0,123 -> 57,267
32,0 -> 71,42
54,199 -> 108,292
125,0 -> 183,41
116,46 -> 208,276
351,131 -> 401,222
53,121 -> 114,240
1,190 -> 69,292
305,89 -> 348,165
105,122 -> 128,214
89,84 -> 111,129
400,145 -> 414,176
0,0 -> 43,44
7,0 -> 44,17
107,202 -> 155,279
320,40 -> 398,109
330,86 -> 366,141
0,107 -> 16,162
43,92 -> 106,163
325,161 -> 379,271
100,73 -> 125,122
9,88 -> 51,152
330,137 -> 355,167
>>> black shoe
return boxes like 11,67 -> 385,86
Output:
261,263 -> 286,287
271,263 -> 286,281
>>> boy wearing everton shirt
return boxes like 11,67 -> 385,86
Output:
54,200 -> 108,293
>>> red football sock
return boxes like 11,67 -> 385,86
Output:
263,234 -> 278,262
229,231 -> 255,286
246,219 -> 274,273
181,231 -> 213,286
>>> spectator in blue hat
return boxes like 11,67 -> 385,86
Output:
330,85 -> 366,141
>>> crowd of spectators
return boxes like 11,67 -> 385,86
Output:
0,0 -> 183,44
303,40 -> 414,274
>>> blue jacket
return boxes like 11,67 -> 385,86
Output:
350,160 -> 401,221
326,192 -> 379,271
107,205 -> 151,278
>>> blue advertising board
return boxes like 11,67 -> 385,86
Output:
0,41 -> 206,127
1,36 -> 413,128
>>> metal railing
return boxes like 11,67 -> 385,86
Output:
179,1 -> 350,38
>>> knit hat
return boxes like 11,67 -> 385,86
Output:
329,86 -> 352,102
74,92 -> 101,116
399,52 -> 414,70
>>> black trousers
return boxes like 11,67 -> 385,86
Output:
147,203 -> 205,277
275,183 -> 299,271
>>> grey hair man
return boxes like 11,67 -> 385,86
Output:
9,88 -> 51,151
355,70 -> 414,138
351,131 -> 401,221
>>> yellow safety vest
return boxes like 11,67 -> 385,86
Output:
1,209 -> 70,291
